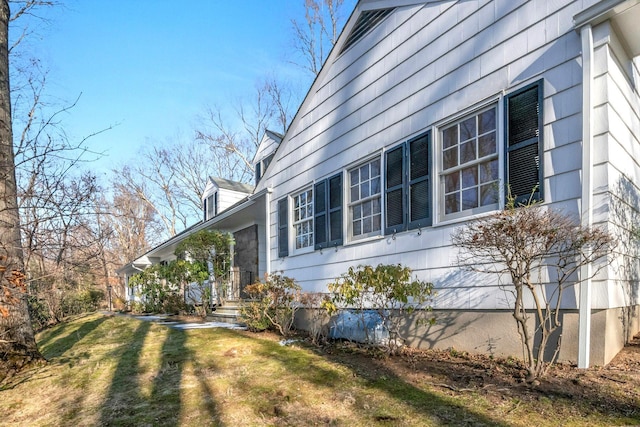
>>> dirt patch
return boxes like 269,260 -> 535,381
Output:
305,333 -> 640,420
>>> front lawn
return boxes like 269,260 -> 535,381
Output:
0,313 -> 638,426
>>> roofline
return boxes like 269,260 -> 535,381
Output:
574,0 -> 640,28
117,187 -> 273,274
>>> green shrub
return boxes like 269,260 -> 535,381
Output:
241,273 -> 301,336
27,295 -> 51,331
325,264 -> 434,354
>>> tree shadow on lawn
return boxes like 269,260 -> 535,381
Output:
99,320 -> 222,427
39,314 -> 107,359
251,337 -> 511,426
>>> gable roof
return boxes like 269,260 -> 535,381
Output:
255,0 -> 426,191
209,176 -> 254,194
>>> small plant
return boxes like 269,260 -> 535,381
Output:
452,194 -> 614,381
325,264 -> 434,354
299,292 -> 331,345
241,273 -> 302,336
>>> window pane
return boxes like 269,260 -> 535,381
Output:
371,177 -> 380,194
363,218 -> 372,233
480,159 -> 499,183
480,184 -> 498,206
351,185 -> 359,202
363,200 -> 372,217
462,188 -> 478,210
443,146 -> 458,170
371,159 -> 380,177
445,193 -> 459,214
360,164 -> 369,180
460,117 -> 476,141
353,204 -> 362,219
461,166 -> 478,188
373,214 -> 381,231
353,220 -> 362,236
479,108 -> 496,134
444,172 -> 459,193
361,182 -> 370,198
350,169 -> 359,185
372,198 -> 381,213
478,132 -> 496,157
443,126 -> 457,148
460,140 -> 476,163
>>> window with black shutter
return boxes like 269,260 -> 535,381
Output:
277,198 -> 289,257
315,173 -> 343,249
505,80 -> 543,204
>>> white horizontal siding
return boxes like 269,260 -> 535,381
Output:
265,0 -> 596,310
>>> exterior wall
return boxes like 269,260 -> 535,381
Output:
256,0 -> 640,364
263,0 -> 590,305
591,21 -> 640,328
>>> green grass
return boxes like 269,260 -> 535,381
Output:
0,313 -> 637,426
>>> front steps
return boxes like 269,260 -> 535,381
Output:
206,300 -> 245,324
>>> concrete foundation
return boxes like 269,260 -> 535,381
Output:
295,305 -> 640,367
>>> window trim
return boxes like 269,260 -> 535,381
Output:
433,99 -> 501,223
347,156 -> 382,241
291,187 -> 314,253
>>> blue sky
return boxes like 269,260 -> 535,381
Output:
18,0 -> 355,175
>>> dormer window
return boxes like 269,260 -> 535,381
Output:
204,192 -> 218,221
255,153 -> 275,185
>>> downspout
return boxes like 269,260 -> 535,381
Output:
578,23 -> 594,369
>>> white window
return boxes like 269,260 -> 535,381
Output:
293,189 -> 313,249
349,158 -> 381,239
440,106 -> 499,219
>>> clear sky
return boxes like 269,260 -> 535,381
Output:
16,0 -> 356,176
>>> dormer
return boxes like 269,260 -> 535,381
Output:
202,177 -> 254,221
253,130 -> 282,185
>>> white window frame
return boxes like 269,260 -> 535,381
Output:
348,156 -> 382,241
436,101 -> 502,223
292,188 -> 314,252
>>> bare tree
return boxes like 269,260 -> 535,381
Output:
195,78 -> 293,183
451,199 -> 614,381
290,0 -> 347,76
0,0 -> 44,381
115,132 -> 222,238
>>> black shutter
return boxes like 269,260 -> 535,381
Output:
255,162 -> 261,185
328,173 -> 343,246
314,173 -> 343,249
203,198 -> 207,221
314,181 -> 327,249
385,144 -> 406,234
277,198 -> 289,257
408,132 -> 431,229
505,80 -> 543,204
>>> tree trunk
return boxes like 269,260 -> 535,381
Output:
0,0 -> 44,382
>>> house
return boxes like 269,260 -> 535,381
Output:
118,173 -> 271,305
121,0 -> 640,367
